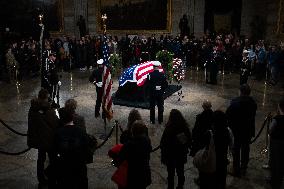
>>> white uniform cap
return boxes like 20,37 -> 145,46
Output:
97,59 -> 104,65
152,61 -> 161,67
243,50 -> 249,54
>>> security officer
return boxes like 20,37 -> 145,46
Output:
147,61 -> 168,124
42,50 -> 61,102
89,59 -> 104,118
240,50 -> 251,85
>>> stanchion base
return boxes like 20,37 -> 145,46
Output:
262,164 -> 270,169
99,134 -> 107,140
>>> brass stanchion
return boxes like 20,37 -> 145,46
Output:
262,114 -> 272,169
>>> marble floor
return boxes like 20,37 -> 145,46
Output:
0,69 -> 283,189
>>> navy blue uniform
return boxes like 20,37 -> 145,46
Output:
89,67 -> 104,117
240,58 -> 251,85
147,70 -> 168,124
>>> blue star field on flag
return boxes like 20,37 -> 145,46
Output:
102,35 -> 110,67
119,65 -> 138,87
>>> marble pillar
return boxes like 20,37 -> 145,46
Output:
194,0 -> 205,37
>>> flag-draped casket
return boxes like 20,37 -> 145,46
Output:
115,61 -> 164,102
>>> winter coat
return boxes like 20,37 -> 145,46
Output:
226,96 -> 257,143
160,123 -> 192,165
118,136 -> 152,188
191,109 -> 214,156
269,115 -> 284,180
27,99 -> 59,150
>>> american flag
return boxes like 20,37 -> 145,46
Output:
102,35 -> 113,120
119,61 -> 164,87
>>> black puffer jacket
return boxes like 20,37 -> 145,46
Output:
27,98 -> 59,150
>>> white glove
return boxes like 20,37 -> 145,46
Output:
58,81 -> 61,86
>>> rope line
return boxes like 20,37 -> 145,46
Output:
95,124 -> 115,150
0,147 -> 31,155
0,119 -> 27,136
250,112 -> 272,144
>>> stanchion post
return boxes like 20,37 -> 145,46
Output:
262,114 -> 272,169
115,120 -> 119,144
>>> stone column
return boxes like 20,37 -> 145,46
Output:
87,0 -> 97,35
194,0 -> 205,37
63,0 -> 75,35
240,0 -> 254,37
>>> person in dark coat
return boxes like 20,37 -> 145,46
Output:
147,61 -> 168,124
27,89 -> 59,187
212,111 -> 231,189
89,59 -> 104,118
226,84 -> 257,177
191,100 -> 214,156
160,109 -> 192,189
54,108 -> 89,189
269,98 -> 284,189
118,120 -> 152,189
197,110 -> 232,189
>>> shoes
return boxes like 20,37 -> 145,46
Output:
150,121 -> 155,124
193,177 -> 200,186
95,113 -> 100,118
158,121 -> 163,124
80,67 -> 87,71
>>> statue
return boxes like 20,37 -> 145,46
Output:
179,14 -> 189,37
77,15 -> 87,37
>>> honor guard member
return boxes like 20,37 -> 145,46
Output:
42,50 -> 61,102
89,59 -> 104,118
209,48 -> 219,85
147,61 -> 168,124
240,50 -> 251,85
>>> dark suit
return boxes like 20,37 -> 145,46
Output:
89,67 -> 104,117
226,96 -> 257,174
147,70 -> 168,123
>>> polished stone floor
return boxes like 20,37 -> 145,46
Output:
0,69 -> 283,189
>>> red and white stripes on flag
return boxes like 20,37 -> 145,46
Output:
136,61 -> 164,86
102,35 -> 113,120
102,65 -> 113,120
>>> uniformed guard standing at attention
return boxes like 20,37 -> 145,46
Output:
147,61 -> 168,124
89,59 -> 104,118
42,50 -> 61,102
240,50 -> 251,85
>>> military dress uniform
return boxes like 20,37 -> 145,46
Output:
147,61 -> 168,124
89,59 -> 104,118
41,50 -> 60,101
240,51 -> 251,85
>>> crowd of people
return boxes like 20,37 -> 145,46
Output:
1,31 -> 284,86
27,84 -> 284,189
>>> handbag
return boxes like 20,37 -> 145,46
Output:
193,130 -> 216,173
111,160 -> 128,188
